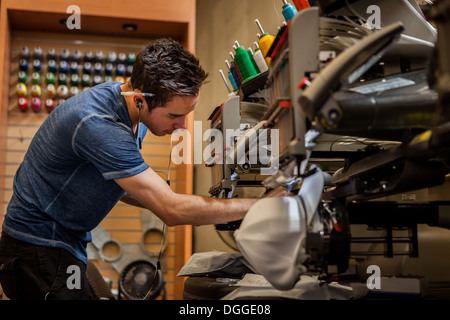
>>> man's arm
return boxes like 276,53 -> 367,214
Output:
114,167 -> 259,226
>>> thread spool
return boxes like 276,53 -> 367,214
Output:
116,64 -> 126,76
83,62 -> 92,74
253,42 -> 268,73
17,97 -> 28,112
219,69 -> 232,93
60,48 -> 70,61
57,85 -> 69,98
255,19 -> 275,66
31,97 -> 41,112
47,60 -> 57,73
16,83 -> 27,97
58,73 -> 67,85
94,62 -> 103,74
281,0 -> 298,22
227,56 -> 242,88
19,59 -> 28,72
247,47 -> 260,73
59,60 -> 68,73
45,98 -> 55,112
31,84 -> 42,97
70,74 -> 80,86
127,52 -> 136,65
32,59 -> 41,72
106,51 -> 117,63
84,50 -> 94,62
18,71 -> 27,84
114,76 -> 125,83
118,52 -> 126,64
19,46 -> 30,59
47,48 -> 57,61
70,62 -> 79,74
95,50 -> 104,63
225,63 -> 237,91
234,41 -> 259,82
105,63 -> 114,75
81,74 -> 91,87
70,86 -> 80,97
32,73 -> 42,86
47,84 -> 56,97
44,72 -> 54,85
72,49 -> 82,63
33,46 -> 43,60
126,65 -> 133,76
93,75 -> 103,86
292,0 -> 310,11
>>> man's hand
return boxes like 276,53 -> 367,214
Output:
263,186 -> 294,198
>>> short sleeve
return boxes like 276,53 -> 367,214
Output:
72,114 -> 149,180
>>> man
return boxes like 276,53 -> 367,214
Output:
0,38 -> 266,300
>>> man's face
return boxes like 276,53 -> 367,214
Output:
142,95 -> 198,136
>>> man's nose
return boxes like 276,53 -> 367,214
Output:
174,116 -> 186,130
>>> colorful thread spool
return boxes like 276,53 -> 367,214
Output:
59,60 -> 68,73
83,62 -> 92,74
253,42 -> 268,72
94,62 -> 103,74
281,0 -> 298,22
47,84 -> 56,97
255,19 -> 275,66
81,74 -> 91,87
70,74 -> 80,86
19,46 -> 30,59
17,97 -> 28,111
234,41 -> 259,82
18,71 -> 27,84
31,84 -> 42,97
33,46 -> 43,60
70,86 -> 80,97
57,85 -> 69,98
58,73 -> 67,85
31,97 -> 41,112
47,48 -> 57,61
60,48 -> 70,61
31,72 -> 41,85
45,72 -> 55,85
19,59 -> 28,72
16,83 -> 27,97
45,98 -> 55,112
47,60 -> 57,73
32,59 -> 42,72
70,62 -> 79,74
72,49 -> 82,63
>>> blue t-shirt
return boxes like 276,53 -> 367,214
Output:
2,82 -> 149,264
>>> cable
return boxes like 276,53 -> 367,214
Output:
142,135 -> 173,299
143,223 -> 166,300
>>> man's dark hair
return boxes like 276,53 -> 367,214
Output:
131,38 -> 209,110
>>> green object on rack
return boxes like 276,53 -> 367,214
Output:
234,45 -> 259,82
45,72 -> 55,85
18,71 -> 27,84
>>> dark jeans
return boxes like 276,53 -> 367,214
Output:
0,233 -> 97,300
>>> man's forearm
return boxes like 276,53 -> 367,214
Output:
164,193 -> 258,226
